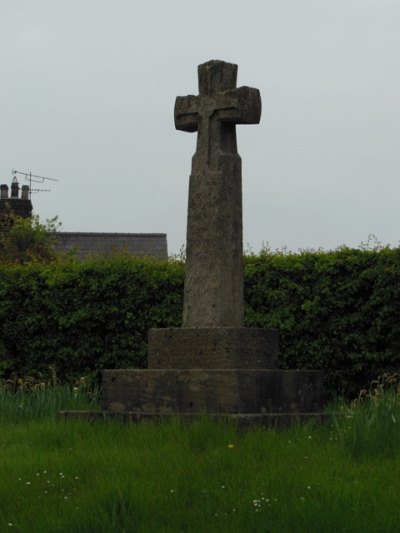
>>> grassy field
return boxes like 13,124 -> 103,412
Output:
1,382 -> 400,532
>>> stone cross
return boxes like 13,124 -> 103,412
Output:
101,61 -> 324,425
175,60 -> 261,327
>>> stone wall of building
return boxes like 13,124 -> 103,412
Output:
54,232 -> 168,260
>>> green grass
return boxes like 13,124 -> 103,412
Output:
1,388 -> 400,532
334,373 -> 400,460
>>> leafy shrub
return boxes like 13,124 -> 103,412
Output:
0,210 -> 61,265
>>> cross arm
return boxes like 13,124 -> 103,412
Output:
217,86 -> 262,125
174,95 -> 200,132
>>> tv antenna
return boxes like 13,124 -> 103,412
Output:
12,169 -> 59,199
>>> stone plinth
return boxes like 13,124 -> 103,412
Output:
147,327 -> 279,369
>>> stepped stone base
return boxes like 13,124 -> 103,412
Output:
60,327 -> 325,427
99,327 -> 324,421
102,368 -> 323,414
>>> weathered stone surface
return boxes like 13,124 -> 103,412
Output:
175,60 -> 261,327
102,369 -> 323,414
148,327 -> 279,369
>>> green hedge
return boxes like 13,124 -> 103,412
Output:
0,257 -> 184,383
0,248 -> 399,398
244,247 -> 400,397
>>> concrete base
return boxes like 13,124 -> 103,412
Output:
102,368 -> 323,414
148,327 -> 279,369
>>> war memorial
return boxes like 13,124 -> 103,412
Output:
92,60 -> 325,426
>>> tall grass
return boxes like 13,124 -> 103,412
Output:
0,373 -> 99,423
334,372 -> 400,459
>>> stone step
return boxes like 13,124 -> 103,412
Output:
102,368 -> 323,414
58,410 -> 332,428
148,327 -> 279,369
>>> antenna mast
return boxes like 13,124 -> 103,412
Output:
12,169 -> 58,199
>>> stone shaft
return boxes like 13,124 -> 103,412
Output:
175,60 -> 261,327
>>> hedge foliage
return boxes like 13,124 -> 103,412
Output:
1,248 -> 399,398
0,256 -> 184,383
245,247 -> 400,397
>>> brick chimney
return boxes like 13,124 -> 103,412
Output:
0,178 -> 33,218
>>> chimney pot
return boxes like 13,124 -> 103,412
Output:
0,184 -> 8,199
11,177 -> 19,198
21,185 -> 30,200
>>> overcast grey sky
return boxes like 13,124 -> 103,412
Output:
1,0 -> 399,254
